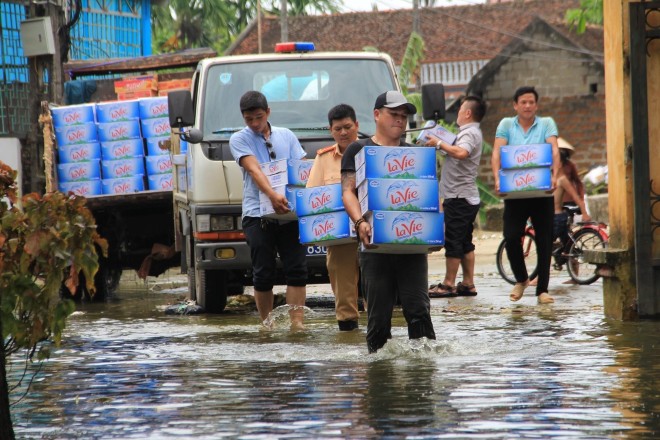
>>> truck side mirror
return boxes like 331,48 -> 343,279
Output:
421,83 -> 446,121
168,90 -> 195,128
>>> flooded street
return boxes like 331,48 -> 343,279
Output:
9,245 -> 660,439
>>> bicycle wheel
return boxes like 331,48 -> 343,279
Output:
566,228 -> 606,285
496,233 -> 538,285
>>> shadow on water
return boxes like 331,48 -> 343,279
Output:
8,284 -> 660,438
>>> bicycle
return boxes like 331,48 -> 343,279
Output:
496,205 -> 609,285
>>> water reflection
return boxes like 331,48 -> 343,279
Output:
9,283 -> 660,438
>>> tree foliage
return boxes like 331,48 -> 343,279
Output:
152,0 -> 341,54
565,0 -> 603,33
0,161 -> 107,437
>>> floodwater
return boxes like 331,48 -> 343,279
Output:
9,273 -> 660,439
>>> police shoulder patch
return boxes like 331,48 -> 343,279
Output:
317,145 -> 336,155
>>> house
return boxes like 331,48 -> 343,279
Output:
227,0 -> 605,186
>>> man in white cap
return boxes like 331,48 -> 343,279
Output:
340,90 -> 436,353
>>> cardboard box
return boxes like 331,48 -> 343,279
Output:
260,159 -> 288,176
362,210 -> 444,253
50,104 -> 96,127
102,175 -> 145,195
138,97 -> 169,120
57,159 -> 101,182
293,183 -> 344,217
287,159 -> 314,187
267,171 -> 288,188
355,146 -> 437,186
417,124 -> 457,146
158,78 -> 191,92
114,75 -> 158,94
140,117 -> 171,138
101,138 -> 144,160
259,185 -> 297,220
148,173 -> 174,191
358,178 -> 439,215
58,179 -> 102,196
145,136 -> 171,156
101,157 -> 145,179
298,210 -> 353,246
58,142 -> 101,163
117,90 -> 157,100
54,123 -> 98,146
499,167 -> 552,195
500,143 -> 553,169
97,119 -> 141,142
95,100 -> 140,123
145,155 -> 173,175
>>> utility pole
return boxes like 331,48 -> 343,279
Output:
281,0 -> 288,42
413,0 -> 420,35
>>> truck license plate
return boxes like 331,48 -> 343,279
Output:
306,245 -> 327,256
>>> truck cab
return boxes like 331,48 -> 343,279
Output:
169,45 -> 402,312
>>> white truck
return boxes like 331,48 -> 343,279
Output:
168,43 -> 444,312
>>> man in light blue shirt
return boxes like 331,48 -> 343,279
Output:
491,86 -> 560,305
229,91 -> 307,330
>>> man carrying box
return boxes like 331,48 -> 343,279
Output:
341,91 -> 436,353
307,104 -> 361,331
229,91 -> 308,330
419,96 -> 487,298
491,86 -> 560,304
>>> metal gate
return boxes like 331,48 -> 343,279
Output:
630,1 -> 660,316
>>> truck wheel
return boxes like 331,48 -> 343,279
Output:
194,268 -> 228,313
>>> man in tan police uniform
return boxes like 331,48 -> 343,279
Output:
306,104 -> 361,331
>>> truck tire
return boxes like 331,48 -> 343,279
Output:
195,269 -> 228,313
185,234 -> 228,313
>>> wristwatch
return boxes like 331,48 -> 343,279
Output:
436,140 -> 448,156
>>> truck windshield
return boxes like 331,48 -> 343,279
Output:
202,58 -> 397,139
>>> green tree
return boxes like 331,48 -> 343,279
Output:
152,0 -> 341,54
0,162 -> 107,439
565,0 -> 603,33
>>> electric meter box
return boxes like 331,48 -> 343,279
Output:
20,17 -> 56,57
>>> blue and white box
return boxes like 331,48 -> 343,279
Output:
287,159 -> 314,187
294,183 -> 344,217
365,211 -> 445,253
51,104 -> 96,127
260,159 -> 288,176
57,159 -> 101,182
101,138 -> 144,160
500,143 -> 553,169
285,185 -> 297,212
102,176 -> 145,195
138,97 -> 169,120
148,173 -> 174,190
355,146 -> 437,186
298,210 -> 353,246
358,178 -> 439,214
145,155 -> 173,175
102,157 -> 145,179
499,167 -> 552,197
140,117 -> 171,138
146,136 -> 170,156
58,179 -> 102,197
97,119 -> 141,142
417,123 -> 457,146
55,123 -> 98,146
95,100 -> 140,123
259,185 -> 296,220
58,142 -> 101,163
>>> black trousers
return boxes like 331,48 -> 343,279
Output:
503,197 -> 554,295
359,252 -> 436,353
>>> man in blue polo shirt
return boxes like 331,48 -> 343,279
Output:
491,86 -> 560,304
230,91 -> 308,330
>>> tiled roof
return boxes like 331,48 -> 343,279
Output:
227,0 -> 602,64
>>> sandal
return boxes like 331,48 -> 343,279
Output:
429,283 -> 457,298
456,282 -> 478,296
